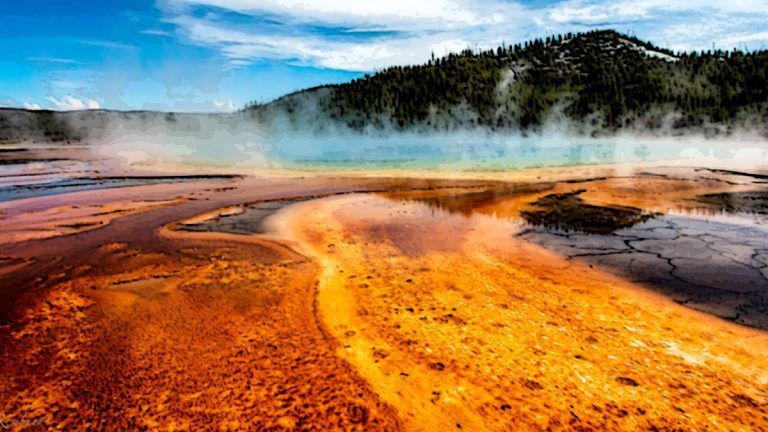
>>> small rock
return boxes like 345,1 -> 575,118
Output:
429,362 -> 446,371
615,377 -> 639,387
347,404 -> 369,424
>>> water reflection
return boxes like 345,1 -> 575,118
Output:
698,191 -> 768,215
519,190 -> 655,234
382,179 -> 768,231
178,200 -> 298,235
381,182 -> 554,218
380,173 -> 768,329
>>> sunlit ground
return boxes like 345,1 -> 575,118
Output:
1,151 -> 768,430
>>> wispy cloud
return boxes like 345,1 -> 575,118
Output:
172,15 -> 480,70
213,99 -> 238,111
39,69 -> 102,110
169,0 -> 492,30
27,56 -> 82,65
722,31 -> 768,49
5,1 -> 767,111
141,29 -> 173,37
163,1 -> 526,70
77,39 -> 136,50
45,95 -> 101,110
162,0 -> 768,71
548,0 -> 768,23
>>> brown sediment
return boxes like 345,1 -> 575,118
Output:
2,166 -> 768,430
176,201 -> 298,236
0,158 -> 72,165
278,193 -> 768,431
0,241 -> 400,430
0,198 -> 184,245
379,166 -> 768,224
381,168 -> 768,329
0,175 -> 521,430
381,182 -> 556,217
0,176 -> 413,430
0,146 -> 92,169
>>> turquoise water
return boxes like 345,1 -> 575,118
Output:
268,132 -> 768,171
92,118 -> 768,171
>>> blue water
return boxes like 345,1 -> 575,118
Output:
0,176 -> 235,203
264,133 -> 768,171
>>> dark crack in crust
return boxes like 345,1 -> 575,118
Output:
519,216 -> 768,329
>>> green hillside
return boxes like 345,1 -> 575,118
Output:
251,30 -> 768,136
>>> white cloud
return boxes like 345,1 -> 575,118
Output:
27,57 -> 81,65
141,29 -> 173,37
549,2 -> 638,23
45,95 -> 101,111
213,100 -> 238,111
164,0 -> 529,70
163,0 -> 768,71
549,0 -> 768,23
171,0 -> 490,30
77,39 -> 135,50
723,31 -> 768,47
170,13 -> 514,70
653,14 -> 768,52
23,102 -> 42,110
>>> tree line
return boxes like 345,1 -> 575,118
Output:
248,30 -> 768,135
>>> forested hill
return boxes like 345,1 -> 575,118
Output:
2,30 -> 766,145
250,30 -> 768,136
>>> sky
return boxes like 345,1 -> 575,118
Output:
1,0 -> 767,112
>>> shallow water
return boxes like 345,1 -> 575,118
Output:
178,200 -> 299,235
165,167 -> 768,328
277,190 -> 768,431
0,175 -> 238,202
520,216 -> 768,327
377,172 -> 768,328
272,133 -> 768,171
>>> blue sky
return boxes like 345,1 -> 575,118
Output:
1,0 -> 767,112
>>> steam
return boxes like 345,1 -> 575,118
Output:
2,67 -> 767,174
244,78 -> 768,172
58,111 -> 274,172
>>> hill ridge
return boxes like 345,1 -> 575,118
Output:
250,29 -> 767,137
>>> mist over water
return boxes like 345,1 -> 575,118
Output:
10,106 -> 753,172
271,132 -> 768,171
86,112 -> 768,172
85,112 -> 271,170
